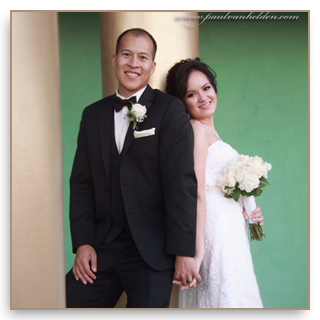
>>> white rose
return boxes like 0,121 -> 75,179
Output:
262,162 -> 272,178
241,180 -> 259,193
251,165 -> 265,178
234,164 -> 249,182
263,162 -> 272,171
226,162 -> 237,175
216,175 -> 225,189
251,156 -> 263,167
238,154 -> 250,163
240,172 -> 260,192
244,184 -> 256,193
225,175 -> 236,188
131,104 -> 147,119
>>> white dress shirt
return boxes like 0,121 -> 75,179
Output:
114,86 -> 147,153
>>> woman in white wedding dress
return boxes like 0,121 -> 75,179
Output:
166,58 -> 264,308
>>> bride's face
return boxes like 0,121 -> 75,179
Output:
183,70 -> 217,120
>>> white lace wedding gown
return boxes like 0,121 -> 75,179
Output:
178,126 -> 263,308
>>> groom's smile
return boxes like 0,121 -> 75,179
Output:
125,71 -> 140,79
112,31 -> 156,98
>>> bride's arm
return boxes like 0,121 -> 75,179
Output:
191,121 -> 209,272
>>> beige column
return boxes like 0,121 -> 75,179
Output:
99,12 -> 199,308
11,12 -> 65,309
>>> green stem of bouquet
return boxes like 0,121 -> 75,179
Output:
249,223 -> 265,241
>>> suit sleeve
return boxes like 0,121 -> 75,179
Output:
69,109 -> 96,253
160,98 -> 197,257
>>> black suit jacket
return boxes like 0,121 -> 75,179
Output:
69,85 -> 197,271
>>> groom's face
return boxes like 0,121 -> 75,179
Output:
112,32 -> 156,98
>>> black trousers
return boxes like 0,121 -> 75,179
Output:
66,229 -> 174,308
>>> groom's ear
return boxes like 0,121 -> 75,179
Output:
112,54 -> 116,68
150,61 -> 156,75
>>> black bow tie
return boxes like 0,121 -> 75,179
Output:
112,96 -> 137,112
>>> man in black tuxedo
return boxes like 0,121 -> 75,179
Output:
66,28 -> 200,308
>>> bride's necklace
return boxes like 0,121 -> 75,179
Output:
197,121 -> 221,140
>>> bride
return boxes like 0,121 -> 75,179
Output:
166,58 -> 264,308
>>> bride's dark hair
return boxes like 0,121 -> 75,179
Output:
165,57 -> 218,100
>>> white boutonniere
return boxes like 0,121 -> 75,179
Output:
126,102 -> 147,130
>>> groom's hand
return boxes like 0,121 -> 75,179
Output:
72,244 -> 97,285
173,256 -> 201,290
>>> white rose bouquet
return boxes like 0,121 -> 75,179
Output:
217,155 -> 272,241
126,103 -> 147,130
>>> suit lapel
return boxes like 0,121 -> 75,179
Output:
138,84 -> 154,111
121,85 -> 155,158
100,96 -> 115,183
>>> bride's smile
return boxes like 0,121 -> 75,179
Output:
199,101 -> 211,109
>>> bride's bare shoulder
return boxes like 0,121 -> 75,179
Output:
190,119 -> 209,144
190,119 -> 205,132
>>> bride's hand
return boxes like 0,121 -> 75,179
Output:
242,206 -> 264,226
181,254 -> 203,289
172,255 -> 203,290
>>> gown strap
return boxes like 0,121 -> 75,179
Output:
197,121 -> 221,140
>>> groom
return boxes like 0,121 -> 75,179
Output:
66,28 -> 200,308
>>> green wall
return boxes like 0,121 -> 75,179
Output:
58,12 -> 102,270
59,12 -> 309,308
198,12 -> 309,309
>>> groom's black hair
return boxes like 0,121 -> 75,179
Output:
165,57 -> 218,99
115,28 -> 157,61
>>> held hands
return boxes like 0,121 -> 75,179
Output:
173,255 -> 201,290
242,206 -> 264,226
72,244 -> 97,285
